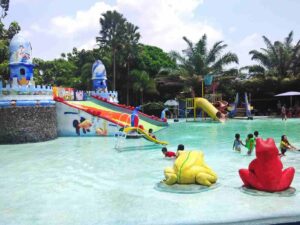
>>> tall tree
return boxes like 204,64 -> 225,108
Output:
248,31 -> 300,79
123,22 -> 140,104
130,69 -> 157,107
96,10 -> 127,91
172,34 -> 238,95
0,20 -> 20,81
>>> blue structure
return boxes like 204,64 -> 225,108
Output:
131,106 -> 141,127
9,34 -> 34,86
245,92 -> 252,118
161,108 -> 169,120
92,60 -> 107,91
228,93 -> 239,118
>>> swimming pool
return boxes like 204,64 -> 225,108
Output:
1,119 -> 300,225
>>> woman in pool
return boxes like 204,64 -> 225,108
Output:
280,135 -> 297,156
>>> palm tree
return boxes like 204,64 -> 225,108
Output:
96,10 -> 127,91
172,34 -> 239,95
130,69 -> 157,107
123,22 -> 140,104
248,31 -> 300,79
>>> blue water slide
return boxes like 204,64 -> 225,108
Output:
229,93 -> 239,118
244,92 -> 252,117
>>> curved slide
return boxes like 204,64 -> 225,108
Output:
194,98 -> 225,122
124,127 -> 168,146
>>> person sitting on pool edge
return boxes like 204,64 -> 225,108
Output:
148,128 -> 156,139
162,147 -> 176,158
280,135 -> 297,156
176,144 -> 185,158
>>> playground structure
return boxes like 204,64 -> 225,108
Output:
185,97 -> 225,122
54,58 -> 168,137
228,93 -> 253,118
0,34 -> 168,143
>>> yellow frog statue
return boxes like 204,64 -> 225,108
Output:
163,151 -> 217,186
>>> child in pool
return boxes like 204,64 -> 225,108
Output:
233,133 -> 245,152
148,128 -> 156,139
254,131 -> 259,139
280,135 -> 297,156
176,144 -> 185,158
162,147 -> 176,158
245,134 -> 255,155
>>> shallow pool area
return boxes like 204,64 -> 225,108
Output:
1,119 -> 300,225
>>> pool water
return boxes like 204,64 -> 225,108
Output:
1,119 -> 300,225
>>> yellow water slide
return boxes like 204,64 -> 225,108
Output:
194,98 -> 225,122
124,127 -> 168,145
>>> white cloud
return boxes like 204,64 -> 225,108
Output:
239,33 -> 261,48
78,38 -> 98,51
228,26 -> 236,33
117,0 -> 222,52
27,0 -> 223,57
226,33 -> 264,66
19,30 -> 32,38
50,2 -> 115,38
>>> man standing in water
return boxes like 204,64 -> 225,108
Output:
281,104 -> 287,120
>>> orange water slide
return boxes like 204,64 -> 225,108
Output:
55,97 -> 131,127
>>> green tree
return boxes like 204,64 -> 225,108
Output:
7,21 -> 20,39
130,69 -> 157,107
0,20 -> 21,81
136,44 -> 176,77
248,31 -> 300,79
33,58 -> 77,87
124,22 -> 140,104
96,10 -> 127,91
172,34 -> 239,96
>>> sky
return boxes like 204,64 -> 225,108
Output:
4,0 -> 300,67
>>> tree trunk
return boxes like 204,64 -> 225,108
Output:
141,90 -> 144,112
126,61 -> 129,105
113,49 -> 116,91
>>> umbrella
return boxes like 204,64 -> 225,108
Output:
164,99 -> 179,106
275,91 -> 300,106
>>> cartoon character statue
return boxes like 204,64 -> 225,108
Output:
130,106 -> 141,127
73,117 -> 92,136
161,108 -> 169,121
163,151 -> 218,186
239,138 -> 295,192
92,60 -> 107,91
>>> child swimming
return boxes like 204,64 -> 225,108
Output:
176,144 -> 185,158
233,133 -> 245,152
161,147 -> 176,158
148,128 -> 156,139
254,131 -> 259,139
245,134 -> 255,155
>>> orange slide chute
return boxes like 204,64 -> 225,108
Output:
55,97 -> 130,127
